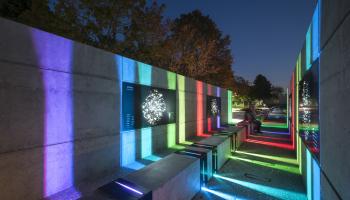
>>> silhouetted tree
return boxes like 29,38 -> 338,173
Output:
166,10 -> 234,89
250,74 -> 272,103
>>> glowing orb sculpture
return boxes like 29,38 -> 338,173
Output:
142,89 -> 166,125
210,99 -> 219,116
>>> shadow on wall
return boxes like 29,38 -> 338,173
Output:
0,26 -> 45,199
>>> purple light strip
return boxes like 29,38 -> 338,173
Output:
32,29 -> 74,197
115,181 -> 143,195
261,130 -> 290,135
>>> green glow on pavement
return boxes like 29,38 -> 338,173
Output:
235,151 -> 298,166
230,155 -> 300,174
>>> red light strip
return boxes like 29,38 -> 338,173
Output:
245,139 -> 294,150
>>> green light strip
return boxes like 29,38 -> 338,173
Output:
229,155 -> 299,174
235,151 -> 298,166
167,123 -> 176,148
261,123 -> 288,129
178,75 -> 186,143
167,71 -> 176,90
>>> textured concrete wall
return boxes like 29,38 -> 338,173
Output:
319,1 -> 350,199
0,17 -> 231,199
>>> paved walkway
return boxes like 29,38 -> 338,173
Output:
194,128 -> 307,200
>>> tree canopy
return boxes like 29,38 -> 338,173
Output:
0,0 -> 235,90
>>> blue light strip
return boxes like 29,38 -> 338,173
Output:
307,150 -> 312,200
306,27 -> 312,70
312,2 -> 320,61
313,159 -> 321,200
115,181 -> 143,195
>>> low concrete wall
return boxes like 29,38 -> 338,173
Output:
0,17 -> 232,199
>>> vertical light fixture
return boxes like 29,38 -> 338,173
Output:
196,81 -> 204,136
167,71 -> 176,147
312,2 -> 320,62
228,90 -> 232,124
32,29 -> 74,197
306,27 -> 312,70
141,128 -> 152,158
307,150 -> 312,200
120,57 -> 137,167
178,75 -> 186,143
216,87 -> 221,128
313,159 -> 321,200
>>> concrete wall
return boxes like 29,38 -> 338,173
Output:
319,0 -> 350,199
0,17 -> 232,199
290,1 -> 350,199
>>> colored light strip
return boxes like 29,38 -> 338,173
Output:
307,150 -> 312,200
213,174 -> 306,199
230,155 -> 299,174
196,81 -> 205,136
167,123 -> 176,148
228,90 -> 232,124
137,62 -> 152,85
141,128 -> 152,158
201,187 -> 237,200
306,26 -> 312,70
216,88 -> 221,129
178,75 -> 186,143
312,3 -> 320,62
115,181 -> 143,195
245,139 -> 294,150
235,151 -> 298,165
32,29 -> 75,197
260,130 -> 290,135
261,124 -> 288,129
313,159 -> 321,200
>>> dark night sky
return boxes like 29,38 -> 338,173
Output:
156,0 -> 316,88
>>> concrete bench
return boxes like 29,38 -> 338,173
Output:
215,126 -> 246,152
177,146 -> 213,186
99,154 -> 200,200
192,135 -> 230,172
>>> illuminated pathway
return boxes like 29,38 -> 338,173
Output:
194,128 -> 306,200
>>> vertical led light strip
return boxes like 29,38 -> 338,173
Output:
137,62 -> 152,85
167,72 -> 176,147
312,2 -> 320,62
216,88 -> 221,128
32,29 -> 74,197
228,90 -> 232,124
313,159 -> 321,200
141,128 -> 152,158
167,123 -> 176,147
306,27 -> 312,70
307,150 -> 312,200
286,88 -> 289,129
196,81 -> 204,136
207,85 -> 212,132
138,62 -> 153,159
120,57 -> 136,166
178,75 -> 186,143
